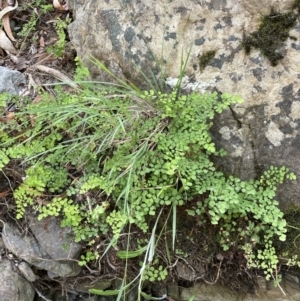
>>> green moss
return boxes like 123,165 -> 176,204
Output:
242,9 -> 297,66
199,50 -> 216,71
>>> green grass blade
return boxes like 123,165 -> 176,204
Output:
117,245 -> 148,259
172,199 -> 177,250
89,289 -> 119,296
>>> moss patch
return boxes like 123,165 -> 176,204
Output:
242,9 -> 298,66
199,50 -> 216,71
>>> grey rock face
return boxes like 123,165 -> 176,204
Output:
179,273 -> 300,300
17,261 -> 38,282
68,0 -> 300,207
0,66 -> 26,95
0,258 -> 35,301
2,217 -> 82,278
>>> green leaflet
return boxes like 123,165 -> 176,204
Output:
117,245 -> 147,259
89,289 -> 119,296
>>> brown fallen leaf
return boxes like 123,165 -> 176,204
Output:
0,0 -> 18,41
0,112 -> 15,123
3,15 -> 15,41
0,1 -> 18,19
7,52 -> 28,70
0,29 -> 17,53
35,197 -> 51,206
32,94 -> 44,104
35,52 -> 56,64
39,35 -> 45,48
2,2 -> 16,42
43,36 -> 58,46
7,52 -> 20,63
0,190 -> 9,198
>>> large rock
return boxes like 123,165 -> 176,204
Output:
0,66 -> 26,95
68,0 -> 300,207
179,274 -> 300,301
0,236 -> 35,301
2,217 -> 82,278
241,0 -> 293,16
0,258 -> 35,301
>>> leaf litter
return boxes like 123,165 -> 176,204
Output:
0,0 -> 76,98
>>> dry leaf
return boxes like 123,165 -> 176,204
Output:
0,0 -> 18,20
44,36 -> 58,46
0,0 -> 18,42
35,197 -> 50,206
6,52 -> 28,70
2,0 -> 17,41
39,36 -> 45,48
7,52 -> 20,63
0,29 -> 17,53
35,52 -> 56,64
5,112 -> 15,120
0,190 -> 9,198
0,112 -> 15,123
3,15 -> 15,41
33,94 -> 43,104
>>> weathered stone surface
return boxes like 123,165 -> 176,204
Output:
17,261 -> 38,282
28,216 -> 82,265
179,274 -> 300,300
240,0 -> 293,16
2,217 -> 82,278
0,258 -> 35,301
0,235 -> 4,249
68,0 -> 300,207
0,66 -> 26,95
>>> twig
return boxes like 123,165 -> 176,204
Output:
0,219 -> 7,236
1,170 -> 13,192
272,270 -> 286,296
203,260 -> 223,285
35,65 -> 78,88
33,287 -> 53,301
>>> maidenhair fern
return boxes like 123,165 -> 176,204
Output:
0,81 -> 296,281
